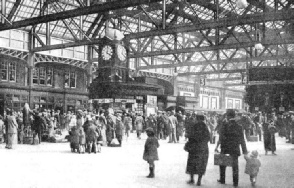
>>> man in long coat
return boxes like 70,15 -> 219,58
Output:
32,110 -> 46,144
218,109 -> 248,187
5,109 -> 18,149
168,111 -> 178,143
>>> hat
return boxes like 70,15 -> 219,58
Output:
145,127 -> 154,133
250,150 -> 259,158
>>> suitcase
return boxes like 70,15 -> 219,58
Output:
214,153 -> 233,167
23,136 -> 33,144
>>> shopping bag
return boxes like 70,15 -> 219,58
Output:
214,153 -> 232,167
110,132 -> 119,146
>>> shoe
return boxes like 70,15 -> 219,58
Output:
272,152 -> 277,155
233,183 -> 238,187
217,179 -> 225,184
265,151 -> 268,155
196,181 -> 201,186
186,180 -> 195,184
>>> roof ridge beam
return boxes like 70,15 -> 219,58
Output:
0,0 -> 162,31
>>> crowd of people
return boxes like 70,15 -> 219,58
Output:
1,103 -> 294,186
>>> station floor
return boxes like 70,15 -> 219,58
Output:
0,133 -> 294,188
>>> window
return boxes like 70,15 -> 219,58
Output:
202,96 -> 209,109
65,70 -> 77,88
70,71 -> 76,88
235,100 -> 241,109
33,68 -> 39,84
0,61 -> 8,80
227,99 -> 233,109
64,71 -> 70,87
33,66 -> 54,86
9,62 -> 16,81
39,67 -> 46,85
0,61 -> 16,82
47,68 -> 53,85
211,97 -> 217,109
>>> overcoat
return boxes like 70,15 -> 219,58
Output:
143,136 -> 160,161
135,116 -> 144,131
219,118 -> 247,156
115,119 -> 124,137
70,126 -> 80,145
6,115 -> 18,134
186,121 -> 210,175
106,114 -> 116,142
262,122 -> 276,152
244,155 -> 261,176
86,124 -> 100,143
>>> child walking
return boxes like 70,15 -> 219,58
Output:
244,150 -> 261,186
143,127 -> 160,178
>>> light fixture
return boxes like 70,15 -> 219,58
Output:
254,27 -> 263,50
105,28 -> 124,41
236,0 -> 248,9
254,43 -> 263,50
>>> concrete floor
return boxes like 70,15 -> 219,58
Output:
0,133 -> 294,188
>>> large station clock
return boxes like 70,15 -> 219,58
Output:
117,45 -> 127,61
101,45 -> 113,60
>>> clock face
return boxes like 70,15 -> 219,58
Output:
101,45 -> 113,60
117,45 -> 127,61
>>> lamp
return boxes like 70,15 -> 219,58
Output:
254,28 -> 264,50
173,67 -> 178,77
236,0 -> 248,9
254,43 -> 263,50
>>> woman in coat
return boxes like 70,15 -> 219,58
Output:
185,115 -> 210,186
5,109 -> 18,149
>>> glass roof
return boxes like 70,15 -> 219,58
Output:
2,0 -> 294,89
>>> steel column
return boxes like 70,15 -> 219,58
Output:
162,0 -> 166,29
1,0 -> 6,24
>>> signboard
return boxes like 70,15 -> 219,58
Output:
94,98 -> 113,103
136,96 -> 143,100
115,99 -> 127,103
147,95 -> 157,106
167,96 -> 177,101
114,99 -> 136,103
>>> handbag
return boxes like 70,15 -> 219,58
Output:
184,141 -> 193,152
214,153 -> 233,167
110,132 -> 119,145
